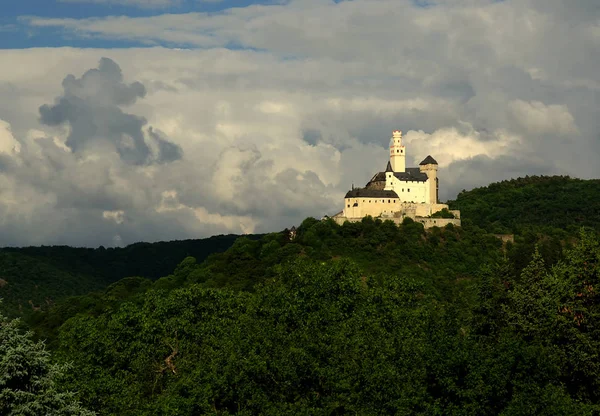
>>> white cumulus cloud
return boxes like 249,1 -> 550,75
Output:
404,123 -> 522,168
508,99 -> 578,136
1,0 -> 599,245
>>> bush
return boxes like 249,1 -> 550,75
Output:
431,208 -> 455,219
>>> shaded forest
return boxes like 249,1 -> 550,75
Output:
2,175 -> 600,415
448,175 -> 600,233
0,234 -> 256,317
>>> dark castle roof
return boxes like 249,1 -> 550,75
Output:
364,157 -> 435,189
365,172 -> 386,188
369,172 -> 386,182
419,155 -> 438,165
345,188 -> 399,198
393,167 -> 428,182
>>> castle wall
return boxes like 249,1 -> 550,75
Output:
450,210 -> 461,219
415,218 -> 460,228
343,200 -> 451,220
332,215 -> 461,229
385,177 -> 431,203
398,202 -> 449,217
343,196 -> 400,218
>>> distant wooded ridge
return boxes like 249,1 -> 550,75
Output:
0,234 -> 262,318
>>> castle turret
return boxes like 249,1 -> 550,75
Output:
419,155 -> 438,204
389,130 -> 405,172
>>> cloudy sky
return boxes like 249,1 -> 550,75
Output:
0,0 -> 599,247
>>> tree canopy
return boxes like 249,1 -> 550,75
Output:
2,175 -> 600,414
0,309 -> 94,415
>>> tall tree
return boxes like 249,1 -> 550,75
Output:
0,310 -> 93,415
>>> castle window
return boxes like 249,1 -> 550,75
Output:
347,204 -> 350,208
401,149 -> 403,153
397,150 -> 399,153
388,199 -> 390,203
408,189 -> 410,192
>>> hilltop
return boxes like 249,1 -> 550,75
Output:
2,175 -> 600,414
449,175 -> 600,233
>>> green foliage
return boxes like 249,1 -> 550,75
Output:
0,234 -> 249,318
53,260 -> 435,414
0,252 -> 105,319
431,208 -> 455,218
0,310 -> 94,415
448,176 -> 600,233
6,175 -> 600,414
2,235 -> 249,282
44,230 -> 600,414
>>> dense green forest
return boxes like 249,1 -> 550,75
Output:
2,175 -> 600,415
0,234 -> 251,317
448,175 -> 600,233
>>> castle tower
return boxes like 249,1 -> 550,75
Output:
419,155 -> 439,204
389,130 -> 405,172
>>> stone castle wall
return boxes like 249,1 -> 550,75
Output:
332,215 -> 461,229
343,198 -> 454,220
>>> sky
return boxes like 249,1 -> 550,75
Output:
0,0 -> 599,247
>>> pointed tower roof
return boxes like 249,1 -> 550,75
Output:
385,161 -> 393,172
419,155 -> 438,165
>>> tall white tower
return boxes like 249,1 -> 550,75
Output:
389,130 -> 405,172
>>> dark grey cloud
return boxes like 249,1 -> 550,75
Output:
39,57 -> 181,166
301,129 -> 321,147
148,127 -> 184,164
0,58 -> 210,247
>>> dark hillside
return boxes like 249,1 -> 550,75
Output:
0,251 -> 105,317
32,220 -> 600,414
448,175 -> 600,233
2,234 -> 251,282
0,234 -> 253,317
5,175 -> 600,414
31,218 -> 505,348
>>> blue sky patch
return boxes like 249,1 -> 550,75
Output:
0,0 -> 281,49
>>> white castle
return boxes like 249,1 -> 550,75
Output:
332,130 -> 461,228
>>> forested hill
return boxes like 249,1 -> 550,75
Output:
21,215 -> 600,414
0,234 -> 255,317
449,175 -> 600,233
3,175 -> 600,414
